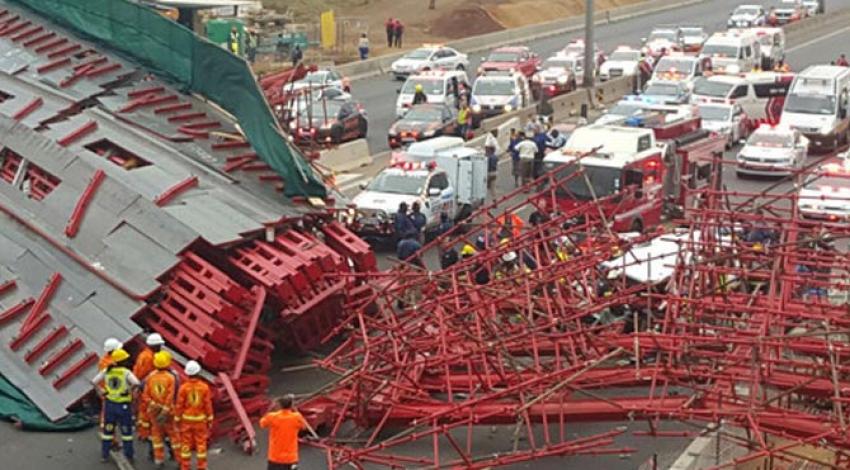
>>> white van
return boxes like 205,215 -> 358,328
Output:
396,70 -> 470,118
691,72 -> 793,120
650,54 -> 709,88
469,72 -> 532,121
700,31 -> 761,75
781,65 -> 850,150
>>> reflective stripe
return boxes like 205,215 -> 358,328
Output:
152,443 -> 165,449
181,414 -> 208,422
180,450 -> 192,458
104,368 -> 132,403
100,433 -> 113,440
197,452 -> 207,458
121,435 -> 134,441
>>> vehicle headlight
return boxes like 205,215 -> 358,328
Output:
423,129 -> 435,137
725,64 -> 740,74
820,125 -> 832,135
504,104 -> 513,112
472,104 -> 482,113
388,129 -> 397,136
557,76 -> 568,84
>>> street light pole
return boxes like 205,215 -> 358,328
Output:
583,0 -> 594,88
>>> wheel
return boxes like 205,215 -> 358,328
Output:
330,125 -> 344,144
456,64 -> 465,71
357,118 -> 368,138
736,171 -> 747,179
630,218 -> 643,234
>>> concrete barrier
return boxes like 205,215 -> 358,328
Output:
338,0 -> 710,81
318,139 -> 372,173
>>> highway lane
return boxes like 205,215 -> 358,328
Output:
351,0 -> 850,155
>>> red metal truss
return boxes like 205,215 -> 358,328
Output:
296,160 -> 850,469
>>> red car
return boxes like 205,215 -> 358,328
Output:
478,46 -> 541,78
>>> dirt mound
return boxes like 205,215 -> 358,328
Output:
430,6 -> 504,39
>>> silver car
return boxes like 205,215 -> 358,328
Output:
390,46 -> 469,80
736,126 -> 808,177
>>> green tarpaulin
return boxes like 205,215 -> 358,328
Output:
9,0 -> 327,199
0,375 -> 94,432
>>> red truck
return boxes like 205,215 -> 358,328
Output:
478,46 -> 541,78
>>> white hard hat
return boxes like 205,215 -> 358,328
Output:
146,333 -> 165,347
185,360 -> 201,377
556,236 -> 570,247
103,338 -> 122,353
502,251 -> 518,263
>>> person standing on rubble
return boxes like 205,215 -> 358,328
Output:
134,333 -> 166,446
175,361 -> 213,470
143,351 -> 179,469
260,394 -> 319,470
92,348 -> 141,463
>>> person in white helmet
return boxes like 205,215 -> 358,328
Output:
134,333 -> 166,445
99,338 -> 123,371
175,361 -> 213,470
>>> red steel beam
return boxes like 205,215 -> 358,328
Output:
64,169 -> 105,238
0,279 -> 15,296
38,338 -> 83,376
217,372 -> 257,454
153,175 -> 198,207
21,272 -> 61,331
24,325 -> 68,364
232,286 -> 267,380
12,96 -> 43,121
57,120 -> 98,147
53,351 -> 97,389
10,313 -> 50,351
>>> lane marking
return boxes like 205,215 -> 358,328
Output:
786,24 -> 850,53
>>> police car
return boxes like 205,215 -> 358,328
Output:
599,46 -> 642,81
736,124 -> 808,177
390,45 -> 469,80
798,160 -> 850,222
697,102 -> 750,148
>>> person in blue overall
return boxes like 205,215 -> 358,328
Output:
92,348 -> 141,463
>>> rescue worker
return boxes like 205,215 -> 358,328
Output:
553,236 -> 573,262
134,333 -> 166,442
838,54 -> 849,67
515,131 -> 539,186
175,361 -> 213,470
545,128 -> 566,150
409,201 -> 427,238
92,349 -> 140,463
485,130 -> 500,190
100,338 -> 122,371
260,394 -> 318,470
412,84 -> 428,105
229,27 -> 240,55
496,251 -> 523,279
457,101 -> 471,140
396,230 -> 423,267
142,351 -> 178,469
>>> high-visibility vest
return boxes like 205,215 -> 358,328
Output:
104,367 -> 133,403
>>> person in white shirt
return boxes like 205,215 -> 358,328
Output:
515,131 -> 539,186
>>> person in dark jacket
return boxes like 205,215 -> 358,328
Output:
290,44 -> 303,67
394,202 -> 414,236
532,127 -> 548,178
508,128 -> 521,187
393,19 -> 404,48
396,231 -> 423,266
409,201 -> 427,238
385,18 -> 395,47
412,84 -> 428,105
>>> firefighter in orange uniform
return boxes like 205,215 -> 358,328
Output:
134,333 -> 166,441
100,338 -> 122,371
142,351 -> 178,468
175,361 -> 213,470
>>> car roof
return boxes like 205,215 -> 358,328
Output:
493,46 -> 528,52
703,74 -> 746,84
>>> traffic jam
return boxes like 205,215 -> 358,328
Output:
264,0 -> 850,244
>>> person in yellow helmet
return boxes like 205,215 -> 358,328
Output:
412,83 -> 428,105
91,349 -> 140,463
142,351 -> 179,468
460,244 -> 476,258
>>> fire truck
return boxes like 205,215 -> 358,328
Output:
542,108 -> 725,232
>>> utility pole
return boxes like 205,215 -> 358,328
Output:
583,0 -> 594,88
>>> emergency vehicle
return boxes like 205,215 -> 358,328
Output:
599,46 -> 642,81
700,31 -> 761,75
541,113 -> 724,232
781,65 -> 850,151
797,160 -> 850,222
350,138 -> 487,239
470,72 -> 532,120
395,70 -> 470,118
691,72 -> 793,122
650,53 -> 710,87
697,102 -> 750,148
736,124 -> 809,177
532,54 -> 582,98
748,27 -> 785,70
643,26 -> 683,58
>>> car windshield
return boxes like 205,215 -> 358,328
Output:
563,45 -> 584,55
403,106 -> 444,121
693,78 -> 735,97
555,164 -> 623,200
544,58 -> 577,69
473,79 -> 516,96
608,102 -> 646,116
734,6 -> 761,15
609,50 -> 640,61
784,94 -> 836,115
366,172 -> 427,195
701,44 -> 739,57
402,78 -> 443,95
487,51 -> 520,62
404,49 -> 433,60
698,105 -> 732,121
648,30 -> 676,42
299,101 -> 342,118
804,174 -> 850,192
302,71 -> 329,83
682,28 -> 704,37
748,132 -> 793,147
644,83 -> 681,96
656,58 -> 695,73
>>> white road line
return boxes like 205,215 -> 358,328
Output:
786,24 -> 850,53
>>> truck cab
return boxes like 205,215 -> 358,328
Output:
781,65 -> 850,151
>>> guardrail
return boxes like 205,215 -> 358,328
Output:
337,0 -> 709,80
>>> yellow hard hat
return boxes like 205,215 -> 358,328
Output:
153,351 -> 172,370
461,244 -> 476,256
753,242 -> 764,252
111,348 -> 130,363
415,84 -> 423,92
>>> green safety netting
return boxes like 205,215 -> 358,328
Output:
10,0 -> 327,199
0,375 -> 94,431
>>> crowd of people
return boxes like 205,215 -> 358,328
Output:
507,119 -> 568,187
93,334 -> 315,470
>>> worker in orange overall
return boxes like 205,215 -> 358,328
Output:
260,394 -> 319,470
134,333 -> 166,443
175,361 -> 213,470
142,351 -> 179,469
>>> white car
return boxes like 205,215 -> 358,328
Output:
680,26 -> 708,52
727,4 -> 767,28
643,27 -> 682,57
290,68 -> 348,92
561,39 -> 605,70
698,103 -> 749,148
395,70 -> 470,118
802,0 -> 824,15
390,46 -> 469,80
651,55 -> 707,88
736,125 -> 808,177
470,72 -> 532,119
797,161 -> 850,222
599,47 -> 642,81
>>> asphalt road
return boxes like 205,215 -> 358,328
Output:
353,0 -> 850,156
7,4 -> 850,470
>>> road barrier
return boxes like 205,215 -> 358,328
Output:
318,138 -> 372,172
337,0 -> 709,80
